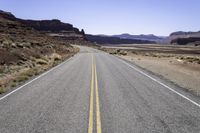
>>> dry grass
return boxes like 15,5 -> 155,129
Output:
11,82 -> 17,88
36,59 -> 48,65
177,56 -> 200,64
107,49 -> 127,55
14,75 -> 29,82
25,67 -> 40,77
0,49 -> 79,94
51,53 -> 62,61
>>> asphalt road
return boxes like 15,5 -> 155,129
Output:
0,46 -> 200,133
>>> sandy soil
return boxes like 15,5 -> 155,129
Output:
119,54 -> 200,95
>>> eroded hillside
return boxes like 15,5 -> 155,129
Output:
0,10 -> 86,93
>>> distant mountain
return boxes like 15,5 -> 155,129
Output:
86,34 -> 155,45
164,31 -> 200,45
87,31 -> 200,45
170,31 -> 200,37
112,33 -> 165,42
171,37 -> 200,45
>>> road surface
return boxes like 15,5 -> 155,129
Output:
0,46 -> 200,133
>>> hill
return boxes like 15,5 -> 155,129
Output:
171,37 -> 200,45
169,31 -> 200,45
0,10 -> 82,33
86,34 -> 155,45
0,10 -> 86,65
170,31 -> 200,37
0,10 -> 87,93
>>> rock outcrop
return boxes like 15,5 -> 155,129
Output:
0,10 -> 84,35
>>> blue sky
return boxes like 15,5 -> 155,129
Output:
0,0 -> 200,36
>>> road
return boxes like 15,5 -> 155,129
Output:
0,46 -> 200,133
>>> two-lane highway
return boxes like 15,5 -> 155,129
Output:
0,46 -> 200,133
88,55 -> 102,133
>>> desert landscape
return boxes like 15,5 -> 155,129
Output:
1,1 -> 200,132
101,44 -> 200,95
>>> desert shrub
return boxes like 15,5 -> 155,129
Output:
185,56 -> 200,63
11,82 -> 17,88
0,66 -> 4,73
120,51 -> 127,56
16,75 -> 29,82
109,52 -> 117,55
51,53 -> 62,61
0,87 -> 6,94
132,51 -> 138,55
39,56 -> 49,62
2,40 -> 12,48
117,49 -> 121,53
25,67 -> 41,77
36,59 -> 48,65
25,69 -> 36,77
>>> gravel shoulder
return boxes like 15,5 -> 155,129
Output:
119,54 -> 200,95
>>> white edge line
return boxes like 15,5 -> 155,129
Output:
117,57 -> 200,108
0,56 -> 74,101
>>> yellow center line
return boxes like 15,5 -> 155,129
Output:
88,55 -> 94,133
94,59 -> 102,133
88,55 -> 102,133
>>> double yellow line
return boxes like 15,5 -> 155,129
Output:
88,55 -> 102,133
